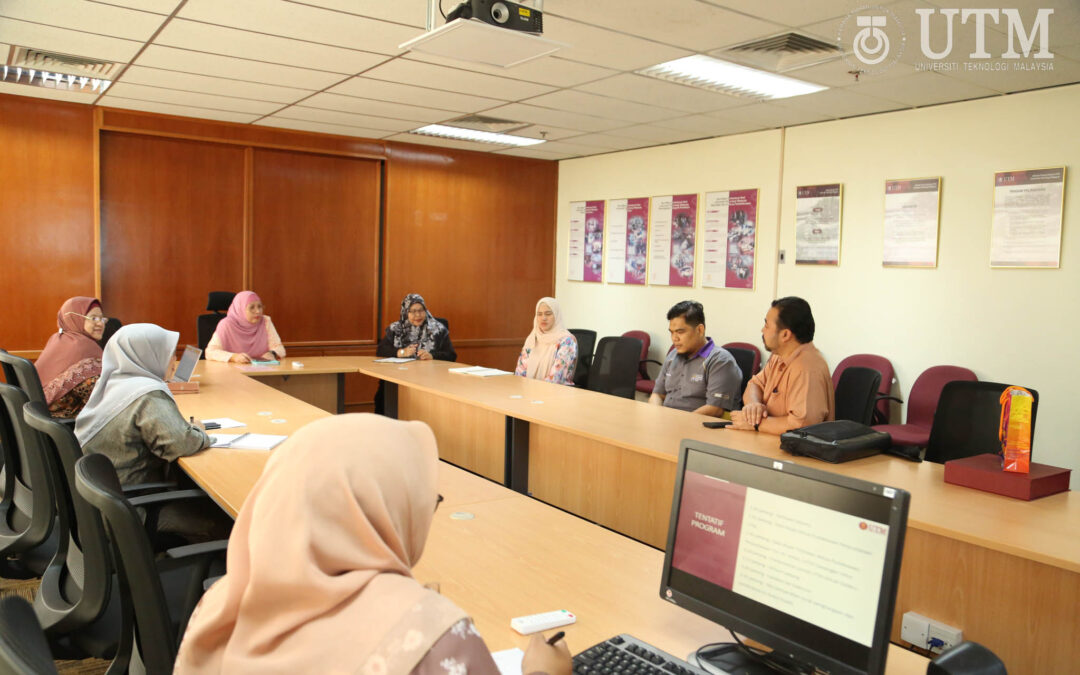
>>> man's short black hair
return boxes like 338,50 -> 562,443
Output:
667,300 -> 705,328
770,296 -> 815,343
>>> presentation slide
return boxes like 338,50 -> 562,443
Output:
671,471 -> 889,647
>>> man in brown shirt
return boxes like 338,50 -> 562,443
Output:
731,297 -> 834,434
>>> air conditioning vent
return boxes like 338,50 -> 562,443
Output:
716,32 -> 842,73
8,47 -> 122,78
445,114 -> 528,134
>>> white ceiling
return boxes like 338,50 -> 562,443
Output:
2,0 -> 1078,159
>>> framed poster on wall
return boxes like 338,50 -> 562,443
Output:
606,197 -> 649,285
795,183 -> 842,265
883,177 -> 941,268
702,189 -> 758,289
649,193 -> 697,287
567,200 -> 605,281
990,167 -> 1065,268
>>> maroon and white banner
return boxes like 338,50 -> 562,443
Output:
606,197 -> 649,285
702,189 -> 758,289
649,194 -> 697,287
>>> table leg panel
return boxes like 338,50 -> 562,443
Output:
255,373 -> 339,414
398,387 -> 505,482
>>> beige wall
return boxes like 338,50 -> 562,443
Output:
556,83 -> 1079,486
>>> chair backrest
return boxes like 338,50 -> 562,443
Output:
75,454 -> 177,674
206,291 -> 235,313
0,350 -> 46,406
906,365 -> 978,428
98,317 -> 122,349
833,366 -> 883,426
434,316 -> 450,331
0,383 -> 56,556
23,401 -> 113,634
0,596 -> 60,675
924,381 -> 1039,464
0,349 -> 17,386
832,354 -> 895,424
196,314 -> 227,354
587,336 -> 643,399
722,347 -> 756,409
568,329 -> 597,388
721,341 -> 761,375
620,330 -> 651,381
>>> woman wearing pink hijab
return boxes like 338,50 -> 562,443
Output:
175,414 -> 571,675
514,297 -> 578,386
35,296 -> 106,417
205,291 -> 285,363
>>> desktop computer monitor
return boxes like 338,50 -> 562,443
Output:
660,441 -> 910,675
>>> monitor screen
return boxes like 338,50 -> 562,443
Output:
660,442 -> 909,675
173,345 -> 202,383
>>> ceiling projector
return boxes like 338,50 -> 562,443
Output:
446,0 -> 543,34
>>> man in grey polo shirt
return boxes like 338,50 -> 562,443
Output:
648,300 -> 742,416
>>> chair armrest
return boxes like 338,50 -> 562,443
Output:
875,394 -> 904,404
56,417 -> 76,428
129,489 -> 209,508
165,539 -> 229,560
121,481 -> 178,496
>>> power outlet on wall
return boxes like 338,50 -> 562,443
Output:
901,612 -> 963,654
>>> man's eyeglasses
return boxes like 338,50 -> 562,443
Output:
66,312 -> 109,325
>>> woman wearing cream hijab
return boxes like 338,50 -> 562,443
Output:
514,297 -> 578,385
175,414 -> 570,674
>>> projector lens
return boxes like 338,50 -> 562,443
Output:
491,2 -> 510,23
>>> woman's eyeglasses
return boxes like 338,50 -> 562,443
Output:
66,312 -> 109,325
407,309 -> 427,316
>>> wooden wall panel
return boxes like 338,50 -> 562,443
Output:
383,143 -> 558,344
250,149 -> 381,344
0,94 -> 95,352
100,132 -> 245,345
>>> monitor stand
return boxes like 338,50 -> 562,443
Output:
693,644 -> 809,675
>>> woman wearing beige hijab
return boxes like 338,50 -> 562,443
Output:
514,297 -> 578,385
175,414 -> 571,674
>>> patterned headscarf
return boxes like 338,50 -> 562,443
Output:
35,296 -> 104,404
387,294 -> 447,352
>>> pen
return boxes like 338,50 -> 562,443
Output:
223,433 -> 250,448
546,631 -> 565,646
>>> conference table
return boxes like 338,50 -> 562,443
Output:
174,359 -> 928,674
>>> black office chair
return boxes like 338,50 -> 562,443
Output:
98,316 -> 123,349
196,291 -> 236,356
0,596 -> 60,675
569,329 -> 596,389
924,381 -> 1039,464
833,366 -> 883,427
723,346 -> 757,410
75,454 -> 225,675
434,316 -> 449,331
587,336 -> 643,400
0,349 -> 47,406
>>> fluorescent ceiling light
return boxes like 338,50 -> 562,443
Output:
637,54 -> 826,100
410,124 -> 545,146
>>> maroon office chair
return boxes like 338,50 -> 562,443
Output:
721,341 -> 761,375
872,365 -> 977,448
622,330 -> 652,383
634,343 -> 673,395
832,354 -> 895,424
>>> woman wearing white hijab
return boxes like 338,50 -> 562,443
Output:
76,324 -> 226,541
175,414 -> 571,674
514,297 -> 578,385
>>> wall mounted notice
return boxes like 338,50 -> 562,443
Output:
606,197 -> 650,285
795,184 -> 842,265
702,189 -> 758,290
883,178 -> 941,268
649,194 -> 697,287
567,200 -> 605,282
991,167 -> 1065,268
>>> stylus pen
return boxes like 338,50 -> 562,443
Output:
547,631 -> 565,646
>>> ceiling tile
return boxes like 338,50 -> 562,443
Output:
541,15 -> 693,71
522,89 -> 684,124
104,82 -> 283,114
154,19 -> 390,73
0,0 -> 168,41
120,65 -> 314,103
360,59 -> 555,100
254,116 -> 394,139
494,146 -> 575,160
0,79 -> 99,104
177,0 -> 422,56
702,0 -> 855,29
86,0 -> 182,14
512,125 -> 591,141
577,73 -> 748,113
775,87 -> 910,118
481,103 -> 628,133
650,113 -> 774,135
97,95 -> 261,123
134,45 -> 345,90
400,53 -> 618,88
844,70 -> 999,107
937,55 -> 1080,94
706,101 -> 833,128
602,124 -> 710,144
554,133 -> 660,151
545,0 -> 787,52
295,94 -> 455,123
273,106 -> 421,131
327,76 -> 505,112
288,0 -> 428,27
521,139 -> 610,157
0,17 -> 142,62
384,132 -> 512,153
785,60 -> 919,89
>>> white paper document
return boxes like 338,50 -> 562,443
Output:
448,366 -> 511,377
374,357 -> 416,363
209,433 -> 287,451
201,417 -> 246,429
491,648 -> 524,675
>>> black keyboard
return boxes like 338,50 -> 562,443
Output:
573,634 -> 711,675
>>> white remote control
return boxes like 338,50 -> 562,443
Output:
510,610 -> 576,635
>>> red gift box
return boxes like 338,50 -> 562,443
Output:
944,454 -> 1071,500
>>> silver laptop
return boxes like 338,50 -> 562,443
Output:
170,345 -> 202,383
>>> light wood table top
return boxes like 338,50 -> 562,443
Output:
230,356 -> 364,376
355,357 -> 1080,574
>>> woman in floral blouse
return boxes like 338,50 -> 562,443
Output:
34,296 -> 106,418
515,297 -> 577,386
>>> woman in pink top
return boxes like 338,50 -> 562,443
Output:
204,291 -> 285,363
